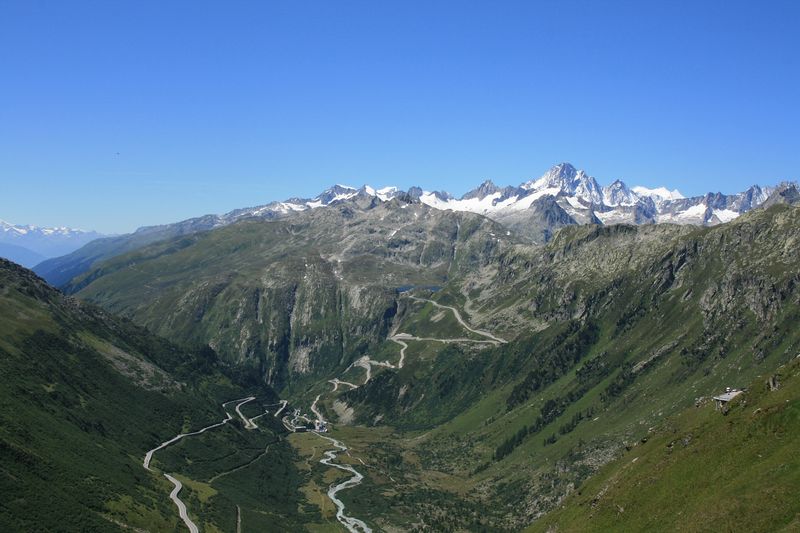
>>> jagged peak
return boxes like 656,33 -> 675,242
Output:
550,162 -> 578,176
761,181 -> 800,208
631,185 -> 684,203
602,179 -> 636,206
522,162 -> 578,191
198,164 -> 789,236
520,164 -> 603,206
606,179 -> 629,190
461,179 -> 502,200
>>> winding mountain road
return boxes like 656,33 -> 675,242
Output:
388,336 -> 409,368
390,332 -> 498,345
407,295 -> 507,344
311,394 -> 325,424
164,474 -> 199,533
286,295 -> 507,533
329,378 -> 359,391
234,396 -> 258,429
143,396 -> 256,532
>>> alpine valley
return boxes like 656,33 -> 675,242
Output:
4,163 -> 800,531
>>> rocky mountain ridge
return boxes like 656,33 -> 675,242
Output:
65,162 -> 786,244
31,163 -> 798,287
224,162 -> 788,234
62,200 -> 800,530
65,199 -> 510,389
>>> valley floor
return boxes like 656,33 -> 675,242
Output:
139,283 -> 800,532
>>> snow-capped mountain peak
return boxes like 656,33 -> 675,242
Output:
315,184 -> 359,204
0,219 -> 96,237
13,164 -> 790,270
523,162 -> 578,191
521,163 -> 603,204
0,219 -> 105,266
631,185 -> 685,202
250,164 -> 781,231
462,180 -> 503,200
167,163 -> 791,250
602,179 -> 637,206
375,186 -> 399,201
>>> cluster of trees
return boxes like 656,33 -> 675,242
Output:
390,486 -> 505,531
575,352 -> 611,383
614,301 -> 647,335
558,406 -> 595,436
600,362 -> 636,402
505,321 -> 600,411
494,388 -> 592,461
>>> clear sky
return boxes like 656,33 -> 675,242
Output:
1,1 -> 798,233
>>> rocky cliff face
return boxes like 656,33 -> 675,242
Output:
53,191 -> 800,529
450,203 -> 800,375
187,259 -> 399,388
35,163 -> 794,289
71,199 -> 512,388
327,203 -> 800,529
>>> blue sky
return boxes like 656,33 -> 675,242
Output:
1,1 -> 798,233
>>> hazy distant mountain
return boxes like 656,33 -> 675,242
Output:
0,242 -> 46,267
0,219 -> 104,262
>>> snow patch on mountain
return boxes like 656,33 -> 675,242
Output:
713,209 -> 739,223
419,190 -> 508,214
133,163 -> 790,250
631,185 -> 685,202
236,163 -> 784,231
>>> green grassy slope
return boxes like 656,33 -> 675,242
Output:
528,356 -> 800,532
0,259 -> 305,531
68,200 -> 510,391
38,202 -> 800,529
32,213 -> 225,288
323,204 -> 800,528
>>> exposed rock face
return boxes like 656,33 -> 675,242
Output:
761,182 -> 800,208
602,179 -> 637,207
492,195 -> 578,243
35,163 -> 793,288
72,200 -> 511,388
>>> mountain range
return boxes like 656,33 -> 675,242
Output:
30,196 -> 800,530
0,219 -> 104,267
31,162 -> 797,287
3,163 -> 800,531
157,162 -> 784,240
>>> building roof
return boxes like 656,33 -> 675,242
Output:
713,390 -> 743,402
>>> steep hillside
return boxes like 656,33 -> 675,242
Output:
32,184 -> 383,287
0,260 -> 307,531
32,215 -> 224,288
48,202 -> 800,530
33,165 -> 794,289
302,204 -> 800,528
68,198 -> 512,390
528,356 -> 800,532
